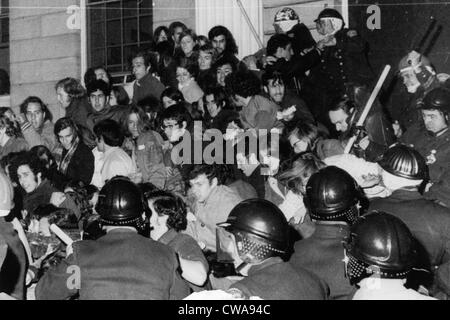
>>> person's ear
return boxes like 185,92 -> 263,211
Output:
211,177 -> 218,188
181,121 -> 187,130
263,86 -> 268,94
37,172 -> 42,184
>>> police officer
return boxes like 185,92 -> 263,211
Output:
400,87 -> 450,207
215,199 -> 329,300
396,51 -> 443,131
273,7 -> 316,55
328,94 -> 396,162
290,166 -> 364,300
344,211 -> 436,300
35,176 -> 189,300
303,8 -> 374,133
369,144 -> 450,298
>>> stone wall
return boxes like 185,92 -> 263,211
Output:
9,0 -> 80,119
153,0 -> 196,33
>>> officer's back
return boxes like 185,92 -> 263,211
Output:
35,177 -> 189,300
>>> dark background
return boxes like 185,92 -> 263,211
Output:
348,0 -> 450,121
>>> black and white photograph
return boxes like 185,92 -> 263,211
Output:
0,0 -> 449,306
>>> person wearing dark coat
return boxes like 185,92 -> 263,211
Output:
302,9 -> 374,131
369,144 -> 450,298
35,177 -> 189,300
290,166 -> 363,300
54,117 -> 94,187
217,199 -> 329,300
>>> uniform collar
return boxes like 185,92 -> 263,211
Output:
388,189 -> 423,200
427,126 -> 449,138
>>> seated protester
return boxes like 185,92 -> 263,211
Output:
0,115 -> 28,159
264,33 -> 321,95
225,70 -> 282,131
285,120 -> 343,160
213,54 -> 238,88
203,86 -> 233,129
0,171 -> 27,300
197,44 -> 217,91
17,96 -> 58,156
137,96 -> 163,131
177,29 -> 199,64
15,152 -> 80,223
214,199 -> 329,300
329,94 -> 396,162
93,119 -> 137,187
123,105 -> 166,188
84,65 -> 130,107
158,104 -> 195,195
262,70 -> 314,126
176,57 -> 204,105
29,145 -> 66,191
85,79 -> 130,133
35,177 -> 190,300
144,189 -> 209,289
161,86 -> 185,109
132,50 -> 166,105
345,211 -> 436,300
208,25 -> 240,66
54,117 -> 95,187
185,164 -> 242,253
55,78 -> 93,130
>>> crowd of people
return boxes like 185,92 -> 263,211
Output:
0,7 -> 449,300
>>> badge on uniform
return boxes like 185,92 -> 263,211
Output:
138,145 -> 145,151
426,149 -> 437,165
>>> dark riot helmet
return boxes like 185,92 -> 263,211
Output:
96,176 -> 146,230
379,144 -> 428,181
419,87 -> 450,115
344,211 -> 417,286
304,166 -> 362,225
218,199 -> 290,262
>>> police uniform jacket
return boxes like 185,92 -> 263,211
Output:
369,189 -> 450,295
290,223 -> 356,300
303,28 -> 373,125
230,257 -> 329,300
35,229 -> 190,300
400,125 -> 450,206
